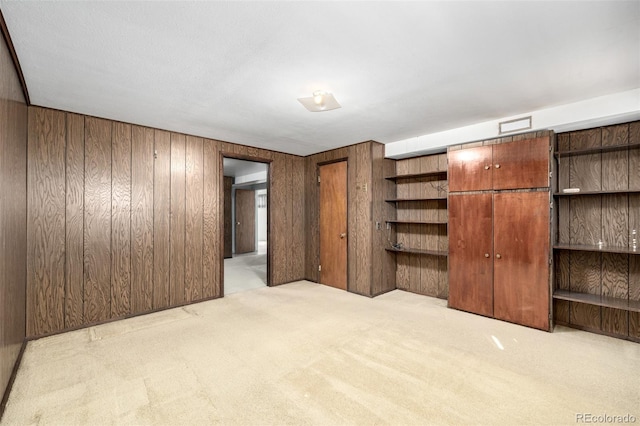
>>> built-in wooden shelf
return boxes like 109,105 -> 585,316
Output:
553,243 -> 640,255
386,220 -> 447,225
555,142 -> 640,158
385,197 -> 447,203
385,247 -> 448,257
553,290 -> 640,313
385,171 -> 447,181
554,189 -> 640,196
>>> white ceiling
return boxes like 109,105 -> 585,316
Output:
1,1 -> 639,156
223,158 -> 267,179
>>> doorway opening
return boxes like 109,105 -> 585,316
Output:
222,157 -> 269,295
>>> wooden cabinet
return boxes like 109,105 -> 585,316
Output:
493,192 -> 550,330
448,137 -> 549,192
448,135 -> 551,331
449,194 -> 493,316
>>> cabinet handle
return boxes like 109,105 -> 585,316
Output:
484,165 -> 490,170
484,253 -> 490,258
495,164 -> 501,169
496,253 -> 502,259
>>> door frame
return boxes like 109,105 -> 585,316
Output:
317,157 -> 349,291
220,152 -> 272,297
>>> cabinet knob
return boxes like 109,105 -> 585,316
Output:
484,253 -> 490,258
340,233 -> 347,239
495,164 -> 501,169
496,253 -> 502,259
484,165 -> 490,170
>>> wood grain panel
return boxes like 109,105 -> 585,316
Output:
170,133 -> 186,305
1,37 -> 28,402
355,142 -> 372,296
223,176 -> 233,259
153,130 -> 171,309
131,126 -> 154,313
64,113 -> 85,328
185,136 -> 203,302
555,134 -> 571,323
570,128 -> 601,191
27,107 -> 66,336
285,156 -> 294,278
448,193 -> 493,317
383,157 -> 397,295
569,251 -> 601,329
630,122 -> 640,190
202,140 -> 219,298
111,122 -> 131,318
304,156 -> 318,281
630,254 -> 640,339
347,147 -> 358,293
270,153 -> 287,285
554,251 -> 570,324
84,117 -> 112,323
601,253 -> 628,336
407,158 -> 421,294
291,157 -> 305,280
601,124 -> 628,191
602,194 -> 628,248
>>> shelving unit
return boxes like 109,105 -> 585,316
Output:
385,247 -> 448,257
385,197 -> 447,202
385,171 -> 447,181
553,121 -> 640,342
386,220 -> 447,225
386,153 -> 449,299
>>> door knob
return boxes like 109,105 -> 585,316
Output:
484,165 -> 490,170
236,222 -> 240,225
496,253 -> 502,259
340,233 -> 347,239
495,164 -> 501,169
484,253 -> 490,258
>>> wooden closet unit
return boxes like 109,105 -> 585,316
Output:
448,135 -> 552,331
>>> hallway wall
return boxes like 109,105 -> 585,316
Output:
0,25 -> 28,410
26,106 -> 305,337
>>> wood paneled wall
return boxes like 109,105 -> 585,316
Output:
26,106 -> 305,337
305,141 -> 395,296
0,29 -> 27,411
555,122 -> 640,340
393,153 -> 449,299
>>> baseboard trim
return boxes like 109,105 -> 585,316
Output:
0,339 -> 27,421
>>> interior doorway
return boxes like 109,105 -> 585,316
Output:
319,160 -> 348,290
222,157 -> 269,295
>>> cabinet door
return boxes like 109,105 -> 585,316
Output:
493,192 -> 550,330
493,137 -> 549,190
448,194 -> 494,317
448,146 -> 493,192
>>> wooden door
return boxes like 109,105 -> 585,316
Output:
319,161 -> 348,290
235,189 -> 255,254
448,146 -> 493,192
493,192 -> 550,330
223,176 -> 233,258
492,137 -> 549,190
448,193 -> 494,317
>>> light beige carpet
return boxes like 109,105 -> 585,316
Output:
2,281 -> 639,425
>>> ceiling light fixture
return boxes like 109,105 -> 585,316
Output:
298,90 -> 341,112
